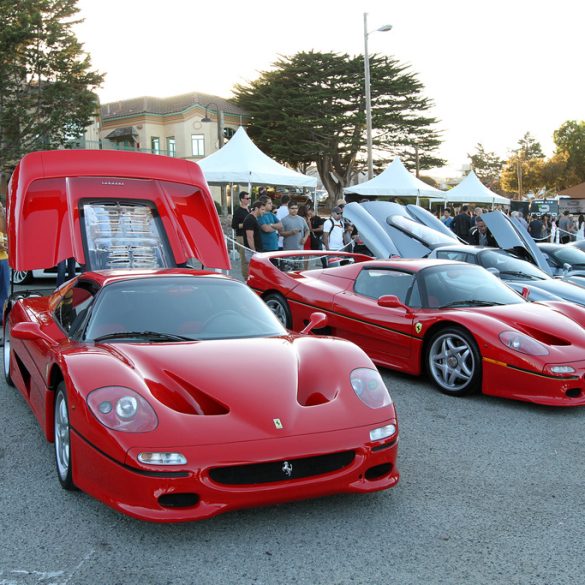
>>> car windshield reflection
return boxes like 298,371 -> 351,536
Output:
420,264 -> 525,309
478,249 -> 548,281
84,276 -> 286,342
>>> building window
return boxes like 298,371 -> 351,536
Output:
191,134 -> 204,157
167,137 -> 176,157
151,137 -> 160,155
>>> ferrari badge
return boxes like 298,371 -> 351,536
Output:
273,418 -> 283,429
415,322 -> 423,334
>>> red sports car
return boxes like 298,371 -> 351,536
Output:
3,151 -> 399,522
248,251 -> 585,406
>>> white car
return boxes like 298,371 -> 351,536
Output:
12,265 -> 81,285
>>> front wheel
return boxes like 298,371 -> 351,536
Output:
264,293 -> 292,329
54,383 -> 76,490
3,320 -> 13,387
426,327 -> 481,396
12,270 -> 32,285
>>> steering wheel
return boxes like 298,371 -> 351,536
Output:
201,310 -> 242,332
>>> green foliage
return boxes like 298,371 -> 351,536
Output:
0,0 -> 104,171
233,51 -> 443,203
500,133 -> 546,197
553,120 -> 585,185
467,144 -> 503,191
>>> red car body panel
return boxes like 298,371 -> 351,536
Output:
249,252 -> 585,406
7,150 -> 230,271
5,154 -> 398,522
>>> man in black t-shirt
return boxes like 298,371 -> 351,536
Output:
243,200 -> 267,264
452,205 -> 473,243
231,191 -> 251,278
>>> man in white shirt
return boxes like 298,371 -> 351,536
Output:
275,194 -> 291,249
322,207 -> 346,251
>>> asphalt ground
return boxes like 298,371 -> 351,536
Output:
1,273 -> 584,584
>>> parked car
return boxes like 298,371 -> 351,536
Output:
4,150 -> 399,522
249,251 -> 585,406
11,265 -> 82,285
342,201 -> 585,305
537,242 -> 585,281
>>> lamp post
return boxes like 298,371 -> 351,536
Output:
202,103 -> 227,215
363,13 -> 392,180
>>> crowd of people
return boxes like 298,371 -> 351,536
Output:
230,189 -> 363,278
441,204 -> 585,246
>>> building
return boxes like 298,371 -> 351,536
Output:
79,91 -> 248,162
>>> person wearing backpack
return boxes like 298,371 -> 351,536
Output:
322,207 -> 346,251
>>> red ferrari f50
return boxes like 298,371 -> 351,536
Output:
248,251 -> 585,407
3,151 -> 398,522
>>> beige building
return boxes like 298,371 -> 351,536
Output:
81,91 -> 248,162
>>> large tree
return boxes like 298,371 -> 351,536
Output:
233,51 -> 443,202
500,133 -> 546,198
0,0 -> 104,173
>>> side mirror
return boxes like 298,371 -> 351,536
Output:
11,322 -> 58,346
563,262 -> 573,274
300,312 -> 327,335
377,294 -> 406,309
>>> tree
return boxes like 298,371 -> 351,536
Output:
233,51 -> 443,203
467,143 -> 503,192
553,120 -> 585,185
0,0 -> 104,172
500,134 -> 546,198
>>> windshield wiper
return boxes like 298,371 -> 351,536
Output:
94,330 -> 193,343
438,300 -> 505,308
498,270 -> 542,280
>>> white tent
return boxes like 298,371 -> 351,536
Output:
197,126 -> 317,188
344,157 -> 445,199
443,170 -> 510,206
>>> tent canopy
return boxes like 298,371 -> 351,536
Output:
344,157 -> 445,199
444,171 -> 510,205
197,126 -> 317,188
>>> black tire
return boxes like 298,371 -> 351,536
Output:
12,270 -> 32,285
426,327 -> 481,396
3,320 -> 14,387
264,293 -> 292,329
54,383 -> 76,490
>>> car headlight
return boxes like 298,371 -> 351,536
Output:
499,331 -> 549,356
543,364 -> 577,377
87,387 -> 158,432
350,368 -> 392,409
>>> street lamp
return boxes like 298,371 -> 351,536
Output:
201,102 -> 225,152
363,13 -> 392,180
202,102 -> 227,215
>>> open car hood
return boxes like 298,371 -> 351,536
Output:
481,211 -> 552,275
343,201 -> 458,259
7,150 -> 230,272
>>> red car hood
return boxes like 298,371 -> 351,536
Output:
465,302 -> 585,361
77,335 -> 390,447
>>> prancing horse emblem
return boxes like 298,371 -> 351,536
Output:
273,418 -> 283,429
415,322 -> 423,334
282,461 -> 293,477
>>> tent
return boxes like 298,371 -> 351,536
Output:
197,126 -> 317,188
443,170 -> 510,206
344,157 -> 445,200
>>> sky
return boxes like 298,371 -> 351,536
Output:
75,0 -> 585,178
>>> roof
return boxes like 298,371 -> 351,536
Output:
558,181 -> 585,199
197,127 -> 317,187
101,92 -> 246,120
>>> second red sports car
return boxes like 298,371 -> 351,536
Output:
249,251 -> 585,406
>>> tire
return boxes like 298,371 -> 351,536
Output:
54,383 -> 76,490
426,327 -> 481,396
12,270 -> 32,285
3,320 -> 13,387
264,293 -> 292,329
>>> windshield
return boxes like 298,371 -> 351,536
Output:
478,249 -> 548,281
419,264 -> 525,308
549,246 -> 585,267
83,276 -> 286,341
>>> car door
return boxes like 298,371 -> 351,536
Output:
332,267 -> 416,369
